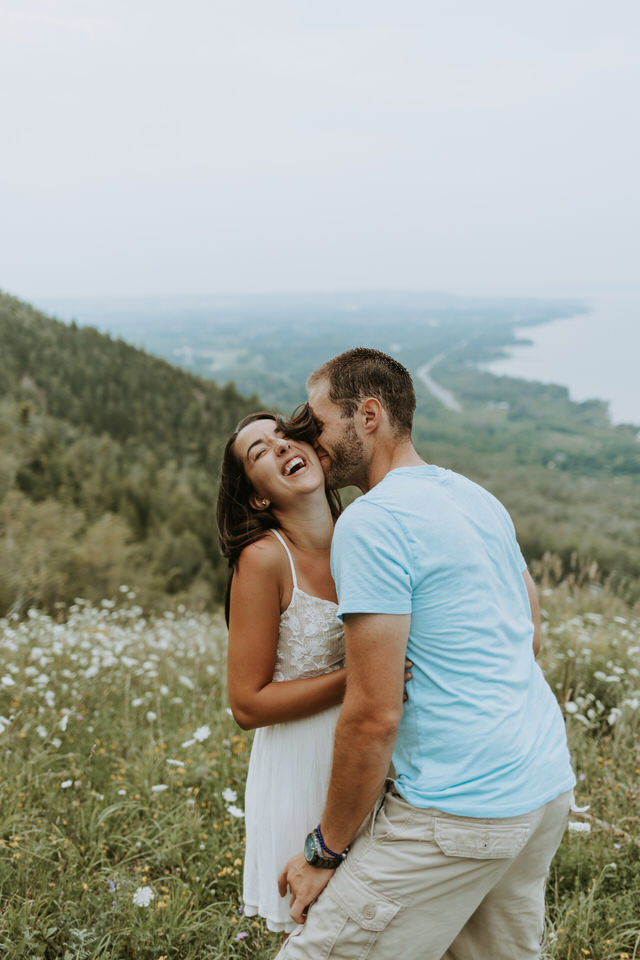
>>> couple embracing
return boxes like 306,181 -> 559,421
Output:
217,348 -> 575,959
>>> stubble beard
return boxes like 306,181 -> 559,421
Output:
324,420 -> 367,490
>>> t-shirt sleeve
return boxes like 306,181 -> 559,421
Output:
331,500 -> 414,620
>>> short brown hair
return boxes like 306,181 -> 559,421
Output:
308,347 -> 416,436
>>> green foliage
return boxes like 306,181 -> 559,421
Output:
534,586 -> 640,958
1,292 -> 252,462
0,292 -> 260,616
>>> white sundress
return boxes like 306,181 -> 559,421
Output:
242,530 -> 345,933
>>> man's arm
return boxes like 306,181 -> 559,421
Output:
278,612 -> 410,922
522,569 -> 541,656
320,612 -> 409,849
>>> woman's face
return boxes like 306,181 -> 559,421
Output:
234,418 -> 326,508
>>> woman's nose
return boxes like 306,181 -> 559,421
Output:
275,437 -> 290,453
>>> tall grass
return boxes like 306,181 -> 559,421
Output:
537,584 -> 640,959
0,585 -> 638,958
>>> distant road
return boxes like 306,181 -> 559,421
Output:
416,348 -> 463,413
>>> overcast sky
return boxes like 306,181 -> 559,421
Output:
1,0 -> 639,299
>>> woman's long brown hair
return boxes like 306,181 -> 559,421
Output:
216,404 -> 341,623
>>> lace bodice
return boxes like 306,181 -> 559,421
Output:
271,531 -> 345,682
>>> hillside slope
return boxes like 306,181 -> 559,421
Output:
0,291 -> 259,615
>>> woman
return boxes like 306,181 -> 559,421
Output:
217,408 -> 346,936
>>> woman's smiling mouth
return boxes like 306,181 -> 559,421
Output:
282,455 -> 307,476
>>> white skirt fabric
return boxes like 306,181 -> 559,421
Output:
242,703 -> 341,933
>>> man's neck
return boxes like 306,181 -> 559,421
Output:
360,440 -> 424,493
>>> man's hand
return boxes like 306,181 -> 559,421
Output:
277,852 -> 335,924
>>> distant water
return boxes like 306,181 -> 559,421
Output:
484,293 -> 640,426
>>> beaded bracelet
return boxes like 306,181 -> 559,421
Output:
315,824 -> 347,861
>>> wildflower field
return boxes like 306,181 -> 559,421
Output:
1,585 -> 639,960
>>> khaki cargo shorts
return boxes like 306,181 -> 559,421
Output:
277,788 -> 572,960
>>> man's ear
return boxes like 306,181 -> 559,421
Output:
249,493 -> 270,511
360,397 -> 383,431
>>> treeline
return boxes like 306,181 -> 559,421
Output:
437,363 -> 640,475
0,291 -> 259,616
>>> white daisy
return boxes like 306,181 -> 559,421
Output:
568,821 -> 591,835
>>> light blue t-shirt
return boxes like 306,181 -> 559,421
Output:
331,464 -> 575,817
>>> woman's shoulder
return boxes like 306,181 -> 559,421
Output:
236,533 -> 287,580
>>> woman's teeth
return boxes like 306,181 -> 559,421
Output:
284,457 -> 305,476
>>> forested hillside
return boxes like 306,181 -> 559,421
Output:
0,291 -> 259,615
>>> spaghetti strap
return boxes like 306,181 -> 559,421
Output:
272,530 -> 299,590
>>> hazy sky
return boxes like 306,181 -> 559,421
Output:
1,0 -> 639,299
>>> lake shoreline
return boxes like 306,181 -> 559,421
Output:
480,294 -> 640,428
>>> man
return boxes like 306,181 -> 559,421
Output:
277,348 -> 575,959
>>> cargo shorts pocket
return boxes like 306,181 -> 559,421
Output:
337,865 -> 401,931
292,865 -> 402,959
280,867 -> 401,960
434,818 -> 530,860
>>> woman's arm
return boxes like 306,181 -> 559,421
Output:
227,539 -> 346,730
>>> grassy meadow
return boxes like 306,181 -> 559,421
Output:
1,582 -> 639,959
